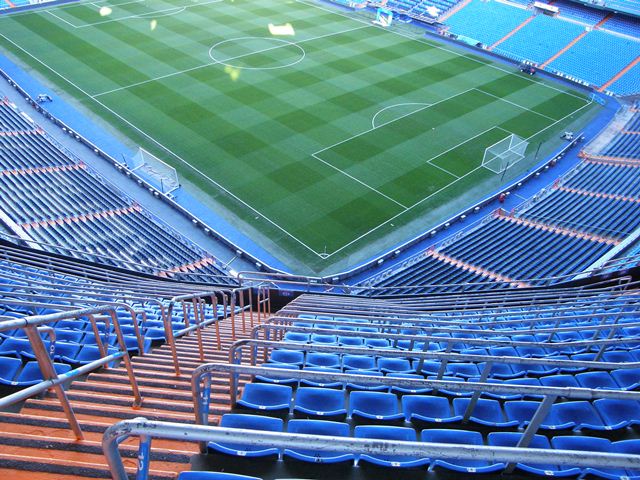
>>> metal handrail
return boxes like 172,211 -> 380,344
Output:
191,363 -> 640,466
251,323 -> 640,353
230,338 -> 640,372
102,417 -> 640,480
0,305 -> 142,439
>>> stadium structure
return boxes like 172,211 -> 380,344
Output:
0,0 -> 638,477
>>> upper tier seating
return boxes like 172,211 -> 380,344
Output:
445,0 -> 533,46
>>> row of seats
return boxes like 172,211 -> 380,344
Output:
210,412 -> 640,476
237,382 -> 640,432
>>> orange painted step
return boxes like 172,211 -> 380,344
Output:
0,415 -> 192,451
0,452 -> 176,480
0,436 -> 188,474
22,398 -> 196,423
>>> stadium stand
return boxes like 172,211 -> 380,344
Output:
444,0 -> 533,47
97,285 -> 640,478
0,99 -> 235,285
494,14 -> 586,65
604,0 -> 640,17
553,0 -> 609,25
444,0 -> 640,93
609,60 -> 640,95
547,29 -> 640,87
602,13 -> 640,37
0,241 -> 253,477
363,105 -> 640,295
2,0 -> 640,477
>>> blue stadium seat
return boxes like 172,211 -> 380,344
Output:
306,352 -> 341,369
402,395 -> 462,426
504,400 -> 541,428
422,429 -> 505,473
284,419 -> 354,464
268,349 -> 304,366
575,371 -> 620,390
342,355 -> 376,370
452,398 -> 519,429
208,414 -> 283,458
377,357 -> 415,374
283,332 -> 309,343
487,432 -> 581,477
236,383 -> 292,414
544,401 -> 608,432
293,387 -> 347,419
593,399 -> 640,429
349,391 -> 404,423
551,436 -> 625,479
611,367 -> 640,390
0,356 -> 22,384
355,425 -> 429,468
611,440 -> 640,479
14,361 -> 71,386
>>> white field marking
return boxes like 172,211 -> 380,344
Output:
295,0 -> 592,103
426,159 -> 460,179
310,152 -> 408,209
74,0 -> 220,27
426,125 -> 510,167
371,102 -> 431,129
93,23 -> 370,97
208,37 -> 306,71
313,89 -> 474,157
321,98 -> 594,258
47,10 -> 79,27
475,87 -> 556,121
42,0 -> 208,28
1,0 -> 596,259
0,31 -> 327,258
0,0 -> 146,20
134,6 -> 185,17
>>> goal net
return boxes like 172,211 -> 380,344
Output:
129,147 -> 180,194
482,134 -> 528,174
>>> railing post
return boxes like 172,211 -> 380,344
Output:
163,302 -> 181,377
505,394 -> 557,473
192,298 -> 205,362
24,324 -> 84,440
108,309 -> 143,408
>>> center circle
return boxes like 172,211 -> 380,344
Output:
208,37 -> 306,70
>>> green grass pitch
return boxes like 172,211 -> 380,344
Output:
0,0 -> 598,274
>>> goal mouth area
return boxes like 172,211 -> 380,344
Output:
129,147 -> 180,194
482,133 -> 529,174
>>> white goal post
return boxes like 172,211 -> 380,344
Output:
130,147 -> 180,194
482,133 -> 528,174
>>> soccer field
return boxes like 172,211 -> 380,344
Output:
0,0 -> 598,273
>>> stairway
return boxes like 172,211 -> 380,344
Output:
0,313 -> 257,479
